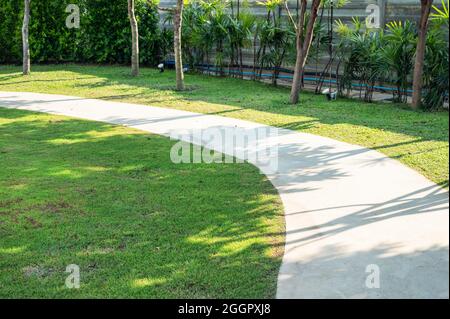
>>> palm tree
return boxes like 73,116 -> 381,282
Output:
174,0 -> 185,90
128,0 -> 139,76
412,0 -> 434,109
22,0 -> 31,75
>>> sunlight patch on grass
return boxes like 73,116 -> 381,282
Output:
131,278 -> 167,288
0,246 -> 27,254
76,247 -> 115,256
47,138 -> 92,145
50,169 -> 84,179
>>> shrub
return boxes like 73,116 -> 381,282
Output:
335,18 -> 387,102
0,0 -> 166,66
422,24 -> 449,110
422,0 -> 449,110
383,21 -> 417,104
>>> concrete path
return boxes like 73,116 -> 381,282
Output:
1,91 -> 448,299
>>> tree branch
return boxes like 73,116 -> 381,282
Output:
284,0 -> 298,31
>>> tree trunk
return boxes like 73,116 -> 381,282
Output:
290,47 -> 304,104
237,0 -> 240,18
128,0 -> 139,77
289,0 -> 321,104
301,0 -> 321,69
411,0 -> 433,109
22,0 -> 30,75
239,47 -> 243,79
253,33 -> 257,80
174,0 -> 185,91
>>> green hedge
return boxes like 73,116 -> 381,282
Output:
0,0 -> 171,66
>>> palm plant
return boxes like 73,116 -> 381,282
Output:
422,5 -> 449,110
312,0 -> 349,92
209,6 -> 232,75
384,21 -> 417,103
193,1 -> 217,73
267,23 -> 295,85
356,31 -> 386,102
254,0 -> 294,85
255,1 -> 277,80
431,0 -> 449,25
234,11 -> 256,78
180,2 -> 200,68
334,18 -> 386,102
252,18 -> 263,80
178,0 -> 227,74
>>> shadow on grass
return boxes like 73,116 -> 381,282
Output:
0,65 -> 448,186
50,65 -> 449,141
0,65 -> 448,144
0,108 -> 284,298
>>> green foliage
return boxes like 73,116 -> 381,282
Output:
384,21 -> 417,103
1,0 -> 448,111
422,22 -> 449,110
335,15 -> 448,109
335,18 -> 387,102
431,0 -> 449,25
140,2 -> 173,66
28,0 -> 76,63
321,0 -> 350,8
0,0 -> 21,63
176,0 -> 225,69
0,0 -> 167,66
180,0 -> 295,83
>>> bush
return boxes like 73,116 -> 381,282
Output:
422,25 -> 449,110
0,0 -> 22,64
422,2 -> 449,111
0,0 -> 167,66
335,18 -> 387,102
384,21 -> 417,104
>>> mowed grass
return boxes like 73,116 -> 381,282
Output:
0,108 -> 284,298
0,64 -> 448,187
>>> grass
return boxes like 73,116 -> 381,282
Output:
0,64 -> 448,187
0,108 -> 284,298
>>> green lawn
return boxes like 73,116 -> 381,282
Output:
0,108 -> 284,298
0,64 -> 448,187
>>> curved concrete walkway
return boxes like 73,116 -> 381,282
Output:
1,91 -> 448,298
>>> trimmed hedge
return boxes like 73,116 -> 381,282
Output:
0,0 -> 171,66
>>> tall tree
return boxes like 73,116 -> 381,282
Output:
289,0 -> 321,104
412,0 -> 434,109
174,0 -> 185,90
22,0 -> 30,75
128,0 -> 139,76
